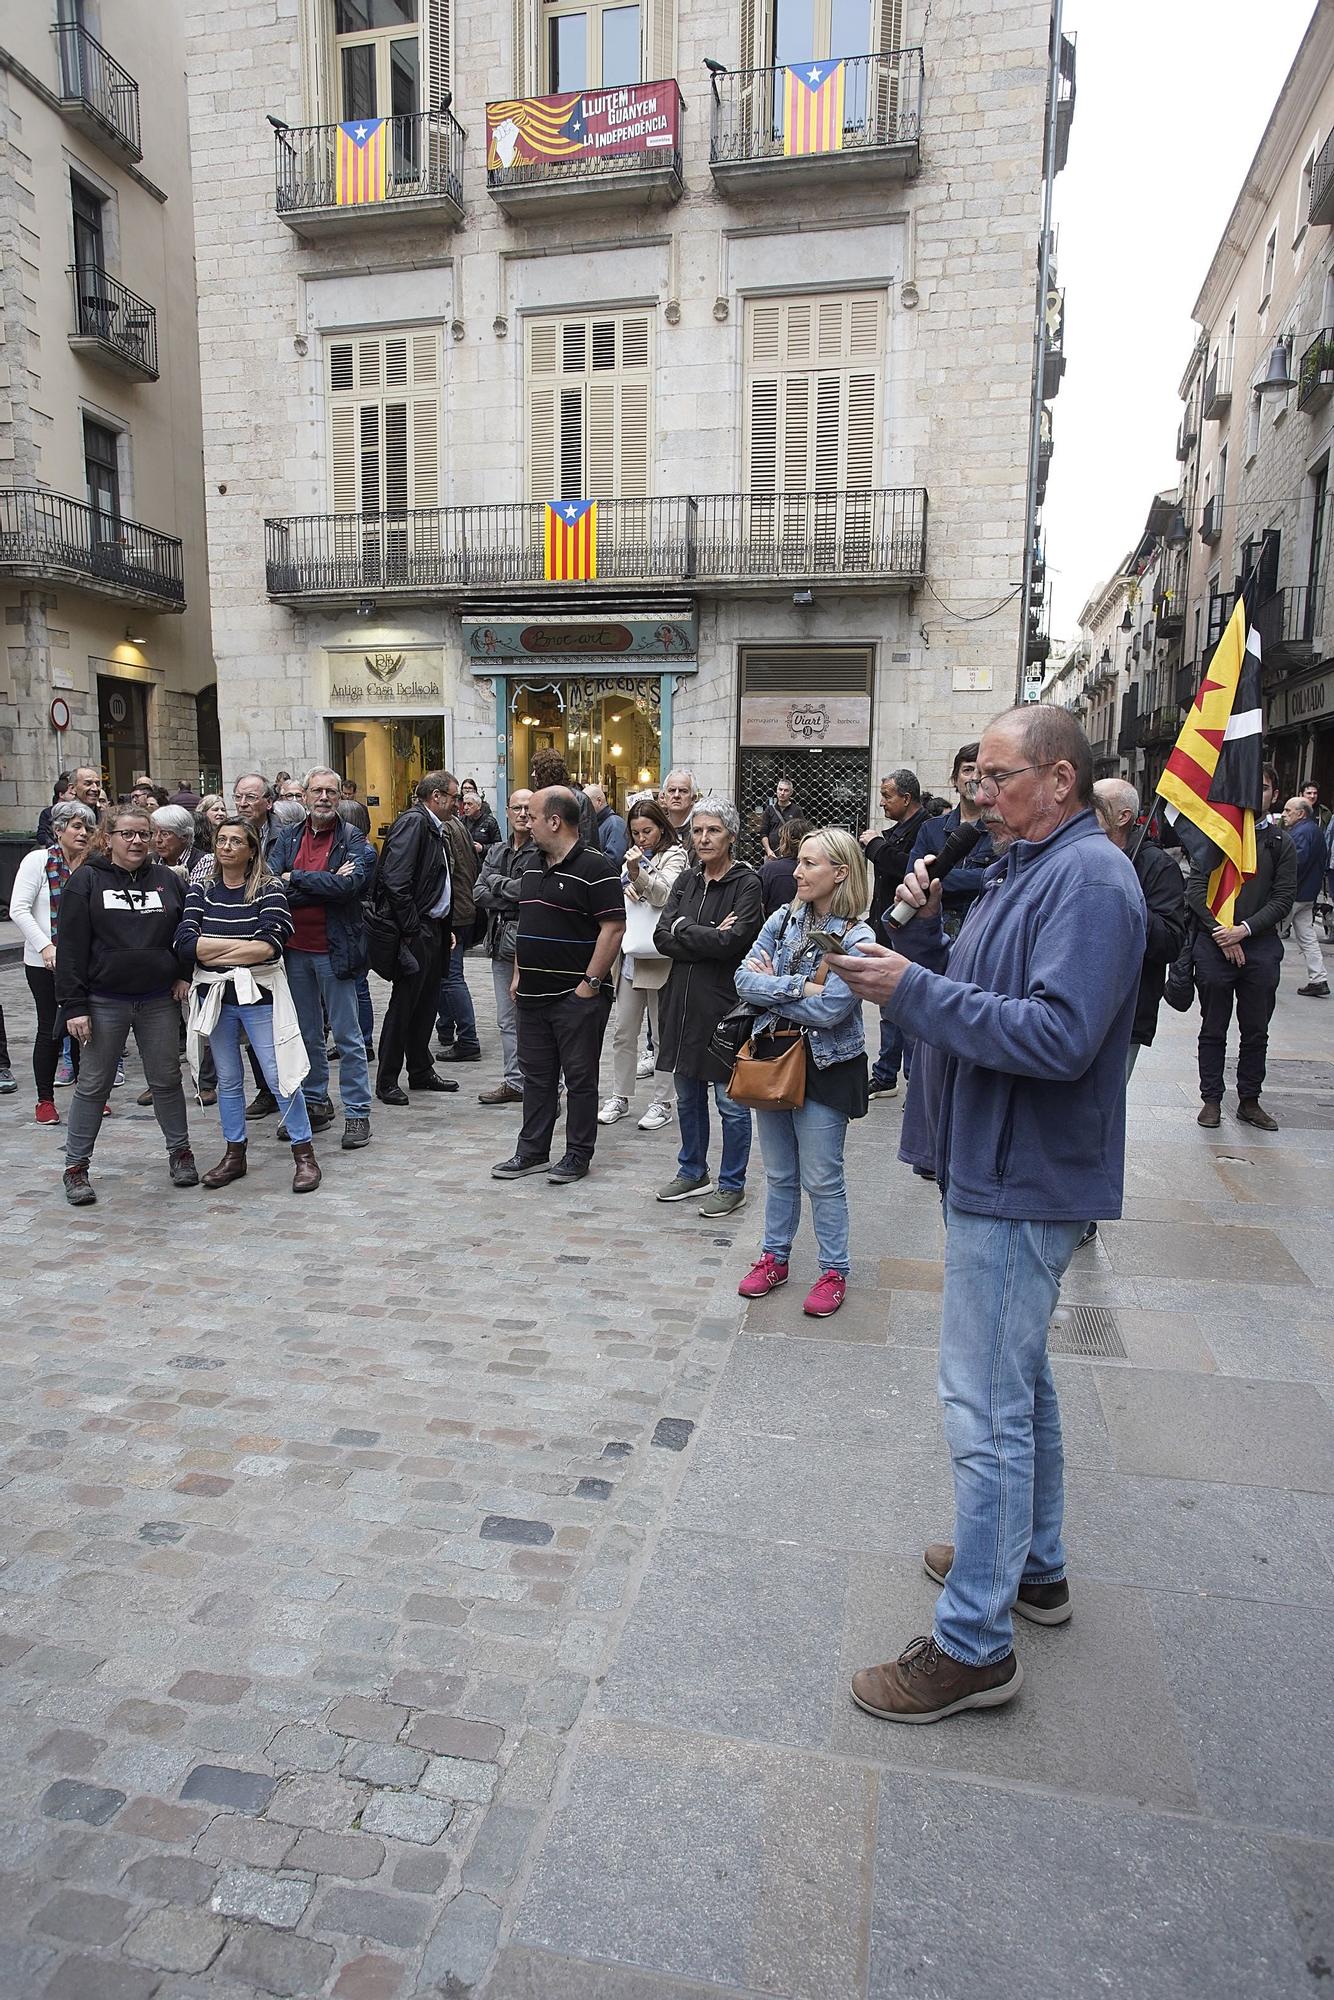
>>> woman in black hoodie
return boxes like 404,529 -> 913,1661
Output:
55,802 -> 197,1206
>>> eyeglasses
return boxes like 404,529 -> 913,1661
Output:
115,828 -> 151,841
974,762 -> 1057,796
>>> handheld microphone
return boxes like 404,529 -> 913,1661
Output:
885,820 -> 985,930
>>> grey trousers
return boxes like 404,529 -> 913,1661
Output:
65,993 -> 190,1166
491,958 -> 522,1090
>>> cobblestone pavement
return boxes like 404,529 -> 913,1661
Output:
0,939 -> 1331,2000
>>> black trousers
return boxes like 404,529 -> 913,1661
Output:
24,966 -> 77,1099
377,919 -> 444,1089
1195,946 -> 1282,1103
516,989 -> 613,1167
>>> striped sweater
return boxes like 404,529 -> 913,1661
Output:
174,876 -> 293,970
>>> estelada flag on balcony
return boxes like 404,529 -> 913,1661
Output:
1157,590 -> 1264,925
544,500 -> 598,582
782,60 -> 846,157
335,119 -> 387,205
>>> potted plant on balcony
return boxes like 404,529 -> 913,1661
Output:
1301,335 -> 1334,404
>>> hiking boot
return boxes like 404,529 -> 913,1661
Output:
547,1154 -> 589,1184
803,1270 -> 847,1317
168,1147 -> 200,1188
698,1186 -> 745,1219
35,1099 -> 60,1126
851,1634 -> 1022,1724
341,1116 -> 371,1150
201,1142 -> 247,1189
291,1141 -> 322,1193
63,1160 -> 96,1206
656,1173 -> 712,1203
247,1087 -> 278,1117
924,1543 -> 1072,1626
1237,1097 -> 1279,1131
1197,1100 -> 1221,1128
738,1252 -> 788,1298
597,1096 -> 630,1124
479,1083 -> 523,1105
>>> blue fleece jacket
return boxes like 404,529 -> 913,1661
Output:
893,808 -> 1145,1221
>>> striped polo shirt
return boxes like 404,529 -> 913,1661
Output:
514,838 -> 624,1004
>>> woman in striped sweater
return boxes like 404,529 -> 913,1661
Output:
174,816 -> 321,1193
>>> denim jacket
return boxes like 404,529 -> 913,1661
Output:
734,903 -> 876,1069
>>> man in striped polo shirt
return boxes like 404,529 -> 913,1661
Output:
492,787 -> 624,1186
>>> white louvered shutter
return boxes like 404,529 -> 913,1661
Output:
525,310 -> 654,504
649,0 -> 675,82
876,0 -> 904,137
327,329 -> 441,583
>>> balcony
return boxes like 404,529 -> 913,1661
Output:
1176,404 -> 1198,460
1199,495 -> 1222,544
275,111 -> 464,236
1309,129 -> 1334,226
0,489 -> 184,610
264,487 -> 928,606
1153,587 -> 1185,637
1297,329 -> 1334,412
487,82 -> 683,213
1175,662 -> 1200,709
68,268 -> 158,381
52,21 -> 141,162
1208,585 -> 1321,666
708,50 -> 922,193
1201,356 -> 1232,420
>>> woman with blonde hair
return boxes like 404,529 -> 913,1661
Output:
598,797 -> 689,1132
174,815 -> 319,1193
733,827 -> 876,1318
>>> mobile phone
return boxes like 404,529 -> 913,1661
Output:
807,929 -> 850,955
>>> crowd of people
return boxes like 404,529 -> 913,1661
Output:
1,713 -> 1328,1727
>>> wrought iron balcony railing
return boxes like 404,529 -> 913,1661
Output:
274,110 -> 464,226
1199,495 -> 1222,544
1201,356 -> 1232,419
1309,129 -> 1334,226
264,488 -> 929,598
709,49 -> 923,173
52,21 -> 141,161
0,489 -> 184,606
1207,584 -> 1322,659
68,266 -> 158,379
1298,329 -> 1334,412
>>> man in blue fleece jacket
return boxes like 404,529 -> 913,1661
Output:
839,704 -> 1145,1724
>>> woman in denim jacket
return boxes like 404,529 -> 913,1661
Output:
734,829 -> 875,1318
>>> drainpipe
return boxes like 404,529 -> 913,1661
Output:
1017,0 -> 1064,701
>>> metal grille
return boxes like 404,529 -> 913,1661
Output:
737,748 -> 871,865
1047,1305 -> 1126,1359
740,645 -> 873,694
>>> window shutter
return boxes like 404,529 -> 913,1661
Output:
384,402 -> 408,513
587,381 -> 616,499
747,377 -> 779,492
328,328 -> 443,515
298,0 -> 329,122
876,0 -> 904,133
749,302 -> 781,368
411,397 -> 439,508
411,332 -> 438,386
357,339 -> 381,391
330,405 -> 357,513
648,0 -> 675,82
384,337 -> 409,389
427,0 -> 450,103
559,387 -> 584,498
744,291 -> 882,497
529,384 -> 557,500
328,342 -> 354,394
358,404 -> 382,515
618,380 -> 649,497
813,375 -> 841,489
784,376 -> 811,490
511,0 -> 531,95
844,371 -> 876,487
527,310 -> 653,502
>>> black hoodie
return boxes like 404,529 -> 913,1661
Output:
56,854 -> 186,1014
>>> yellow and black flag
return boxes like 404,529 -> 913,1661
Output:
1158,591 -> 1265,925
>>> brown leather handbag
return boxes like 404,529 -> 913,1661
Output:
727,1025 -> 807,1110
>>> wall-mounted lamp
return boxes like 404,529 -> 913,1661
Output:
793,588 -> 814,608
124,628 -> 147,646
356,597 -> 377,618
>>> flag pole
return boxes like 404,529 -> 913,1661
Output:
1122,528 -> 1274,867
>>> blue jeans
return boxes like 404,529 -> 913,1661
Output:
934,1204 -> 1083,1666
355,973 -> 374,1050
285,951 -> 371,1116
209,1001 -> 311,1144
756,1096 -> 851,1274
871,1006 -> 912,1086
675,1075 -> 751,1191
436,937 -> 479,1054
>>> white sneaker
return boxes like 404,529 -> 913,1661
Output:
636,1054 -> 655,1080
637,1102 -> 672,1131
597,1096 -> 631,1124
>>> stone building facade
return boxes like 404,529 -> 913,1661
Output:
0,0 -> 215,837
181,0 -> 1069,842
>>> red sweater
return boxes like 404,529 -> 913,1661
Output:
288,822 -> 336,954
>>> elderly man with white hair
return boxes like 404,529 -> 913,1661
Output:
1281,794 -> 1330,997
1091,779 -> 1189,1078
652,794 -> 764,1217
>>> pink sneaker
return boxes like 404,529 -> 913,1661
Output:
802,1271 -> 847,1318
738,1252 -> 789,1299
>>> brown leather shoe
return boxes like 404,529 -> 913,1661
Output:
1197,1100 -> 1221,1128
1237,1096 -> 1279,1131
924,1543 -> 1072,1626
291,1141 -> 322,1194
479,1084 -> 524,1105
201,1141 -> 247,1189
851,1634 -> 1021,1724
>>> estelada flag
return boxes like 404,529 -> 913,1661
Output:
544,500 -> 598,581
486,93 -> 585,166
782,60 -> 846,157
336,119 -> 387,205
1158,592 -> 1264,925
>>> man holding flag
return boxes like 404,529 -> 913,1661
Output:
1158,587 -> 1295,1131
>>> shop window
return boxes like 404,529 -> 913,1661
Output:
508,676 -> 661,805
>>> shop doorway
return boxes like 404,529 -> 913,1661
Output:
507,677 -> 662,810
330,714 -> 445,842
97,673 -> 149,800
736,747 -> 872,866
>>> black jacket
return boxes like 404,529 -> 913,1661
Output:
1189,819 -> 1297,971
654,860 -> 765,1081
371,803 -> 449,938
442,814 -> 478,930
56,855 -> 185,1014
269,816 -> 376,980
864,807 -> 929,927
1129,841 -> 1189,1045
475,835 -> 533,961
